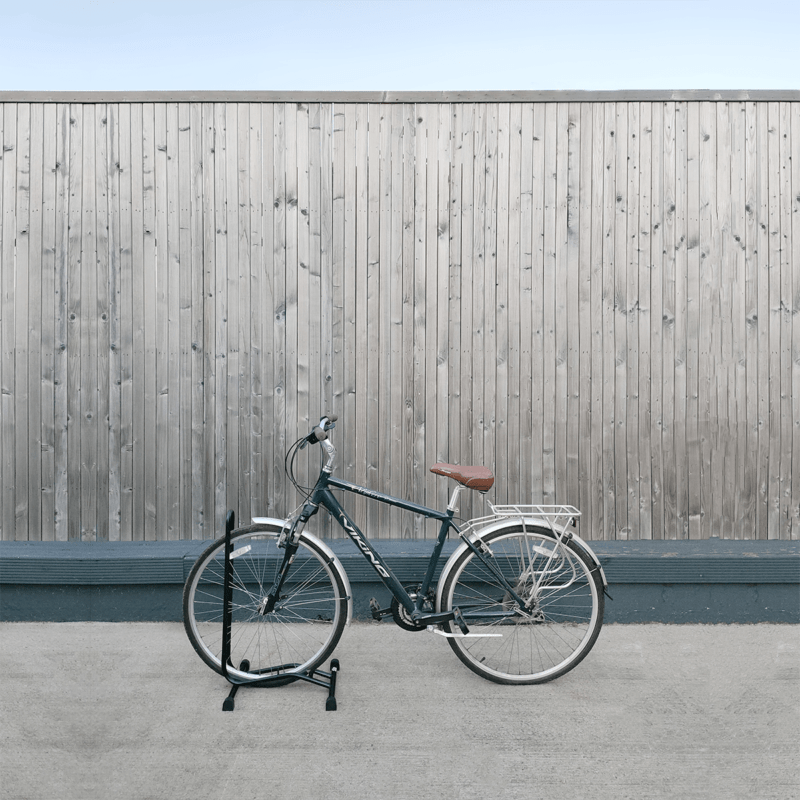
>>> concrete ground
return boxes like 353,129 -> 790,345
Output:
0,623 -> 797,800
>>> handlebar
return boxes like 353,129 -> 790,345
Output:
300,414 -> 338,449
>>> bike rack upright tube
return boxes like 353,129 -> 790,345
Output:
221,510 -> 235,675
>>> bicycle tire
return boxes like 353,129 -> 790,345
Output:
183,524 -> 348,682
438,524 -> 604,685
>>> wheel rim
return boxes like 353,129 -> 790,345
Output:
443,530 -> 600,682
185,532 -> 344,680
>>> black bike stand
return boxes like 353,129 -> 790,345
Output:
219,511 -> 341,712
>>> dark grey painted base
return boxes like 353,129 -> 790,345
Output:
2,538 -> 798,624
2,581 -> 798,624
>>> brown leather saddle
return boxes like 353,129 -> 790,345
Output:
429,463 -> 494,493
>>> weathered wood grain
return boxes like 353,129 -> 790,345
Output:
94,104 -> 110,541
1,99 -> 796,542
15,103 -> 31,541
106,104 -> 121,541
40,103 -> 57,541
661,102 -> 677,540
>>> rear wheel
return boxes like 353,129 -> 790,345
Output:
438,525 -> 604,684
183,525 -> 348,682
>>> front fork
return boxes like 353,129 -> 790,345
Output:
258,503 -> 317,615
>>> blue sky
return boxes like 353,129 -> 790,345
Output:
1,0 -> 797,91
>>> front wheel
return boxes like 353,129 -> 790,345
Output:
183,525 -> 348,682
438,525 -> 604,684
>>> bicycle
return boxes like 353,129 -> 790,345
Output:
183,414 -> 608,689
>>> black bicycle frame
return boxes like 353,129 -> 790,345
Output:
307,472 -> 459,618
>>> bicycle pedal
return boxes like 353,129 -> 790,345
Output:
369,598 -> 392,621
453,607 -> 470,635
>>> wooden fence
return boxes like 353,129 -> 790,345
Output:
1,93 -> 798,542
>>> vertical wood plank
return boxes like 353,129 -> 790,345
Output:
625,102 -> 641,539
330,103 -> 346,534
578,102 -> 594,534
308,102 -> 323,462
754,103 -> 770,539
495,102 -> 510,504
730,102 -> 748,539
153,103 -> 172,539
743,102 -> 759,540
518,103 -> 533,513
165,102 -> 182,539
401,102 -> 415,537
673,102 -> 689,538
686,101 -> 701,539
272,102 -> 287,519
353,103 -> 368,523
471,103 -> 486,491
482,103 -> 498,504
179,102 -> 195,538
424,102 -> 439,511
412,103 -> 428,534
716,101 -> 734,539
649,101 -> 665,539
366,102 -> 380,531
224,103 -> 240,521
542,102 -> 558,505
212,102 -> 229,532
95,103 -> 110,541
66,104 -> 83,540
317,101 -> 332,536
0,104 -> 8,539
778,102 -> 793,539
506,102 -> 522,510
15,104 -> 31,541
142,103 -> 158,540
589,102 -> 606,538
613,102 -> 629,538
248,102 -> 264,523
293,102 -> 308,444
53,104 -> 71,542
80,103 -> 98,542
531,103 -> 545,506
600,102 -> 617,538
236,103 -> 251,521
661,102 -> 678,539
2,105 -> 20,540
27,103 -> 44,541
117,103 -> 134,541
698,101 -> 717,541
638,102 -> 653,540
565,102 -> 580,511
200,103 -> 216,535
435,103 -> 450,507
378,102 -> 393,532
107,104 -> 122,541
791,101 -> 800,539
40,103 -> 57,540
766,102 -> 780,538
386,103 -> 404,530
260,102 -> 275,522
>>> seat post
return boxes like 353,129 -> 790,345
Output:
447,485 -> 466,512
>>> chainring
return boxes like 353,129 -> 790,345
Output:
390,587 -> 434,632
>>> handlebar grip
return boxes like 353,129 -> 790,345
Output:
313,427 -> 328,442
323,413 -> 338,423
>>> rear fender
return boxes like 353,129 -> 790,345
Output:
436,517 -> 607,611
